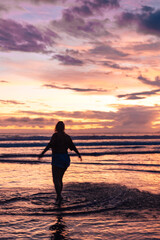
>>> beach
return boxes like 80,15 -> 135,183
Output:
0,133 -> 160,239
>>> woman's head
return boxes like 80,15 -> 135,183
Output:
55,121 -> 65,133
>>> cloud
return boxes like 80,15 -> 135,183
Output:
11,0 -> 66,5
56,110 -> 114,120
118,89 -> 160,100
117,7 -> 160,36
19,110 -> 54,116
123,95 -> 144,100
29,0 -> 65,3
43,83 -> 107,93
0,0 -> 66,16
112,106 -> 159,132
138,75 -> 160,87
0,4 -> 9,12
54,54 -> 84,66
19,110 -> 114,119
66,0 -> 120,17
51,10 -> 111,39
7,106 -> 159,132
0,80 -> 8,83
0,117 -> 58,128
102,60 -> 134,70
0,19 -> 58,53
0,99 -> 25,105
49,0 -> 120,38
90,44 -> 129,59
132,41 -> 160,52
141,5 -> 155,13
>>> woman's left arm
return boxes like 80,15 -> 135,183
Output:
68,136 -> 82,161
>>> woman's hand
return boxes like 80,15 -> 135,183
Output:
38,153 -> 43,161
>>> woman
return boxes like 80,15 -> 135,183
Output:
38,121 -> 82,204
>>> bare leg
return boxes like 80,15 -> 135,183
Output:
52,165 -> 66,201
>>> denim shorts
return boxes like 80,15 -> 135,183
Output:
52,153 -> 70,169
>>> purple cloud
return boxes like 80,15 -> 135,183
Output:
43,83 -> 107,93
67,0 -> 120,17
19,110 -> 113,119
113,106 -> 158,131
0,4 -> 9,12
0,19 -> 58,53
141,5 -> 154,13
103,60 -> 134,70
123,95 -> 144,100
30,0 -> 66,4
51,10 -> 111,38
13,0 -> 66,4
132,41 -> 160,52
117,7 -> 160,36
54,54 -> 84,66
0,116 -> 57,128
90,44 -> 129,59
138,75 -> 160,87
118,89 -> 160,100
71,5 -> 92,17
85,0 -> 120,10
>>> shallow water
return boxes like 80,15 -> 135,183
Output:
0,183 -> 160,239
0,133 -> 160,239
1,214 -> 159,240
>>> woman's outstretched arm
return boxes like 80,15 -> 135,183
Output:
38,142 -> 51,159
73,145 -> 82,161
69,138 -> 82,161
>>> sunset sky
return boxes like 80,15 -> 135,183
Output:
0,0 -> 160,133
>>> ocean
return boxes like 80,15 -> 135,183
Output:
0,132 -> 160,239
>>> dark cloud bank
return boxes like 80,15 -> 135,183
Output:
2,106 -> 158,132
118,5 -> 160,36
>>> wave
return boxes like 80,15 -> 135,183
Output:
1,154 -> 160,168
0,134 -> 160,141
1,160 -> 160,174
0,183 -> 159,217
1,149 -> 160,163
0,141 -> 160,148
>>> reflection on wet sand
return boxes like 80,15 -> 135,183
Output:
49,206 -> 71,240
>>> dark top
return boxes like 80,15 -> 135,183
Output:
47,132 -> 77,154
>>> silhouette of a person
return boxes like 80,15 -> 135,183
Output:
38,121 -> 82,204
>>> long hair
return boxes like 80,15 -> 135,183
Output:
55,121 -> 65,133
